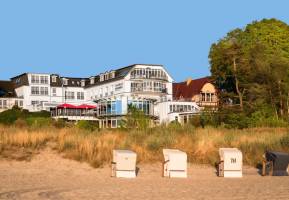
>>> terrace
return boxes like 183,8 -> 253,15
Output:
51,103 -> 98,121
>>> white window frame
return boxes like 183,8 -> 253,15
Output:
31,86 -> 40,95
52,88 -> 57,96
52,76 -> 57,83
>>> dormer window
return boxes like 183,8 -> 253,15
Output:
110,71 -> 115,79
62,78 -> 68,86
15,78 -> 21,84
90,77 -> 95,84
100,74 -> 104,82
81,80 -> 85,87
72,81 -> 75,85
104,73 -> 108,81
52,76 -> 57,83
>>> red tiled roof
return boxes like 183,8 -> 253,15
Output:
173,77 -> 212,100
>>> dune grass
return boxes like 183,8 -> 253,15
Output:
0,124 -> 288,167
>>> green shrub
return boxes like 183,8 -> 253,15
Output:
0,109 -> 22,125
189,116 -> 201,127
28,111 -> 50,118
125,105 -> 150,130
76,120 -> 98,131
0,107 -> 51,126
26,117 -> 52,128
224,113 -> 250,129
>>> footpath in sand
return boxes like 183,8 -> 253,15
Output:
0,149 -> 288,200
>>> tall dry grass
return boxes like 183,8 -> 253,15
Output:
0,124 -> 288,167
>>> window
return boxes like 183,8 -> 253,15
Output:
77,92 -> 84,100
100,74 -> 104,82
52,88 -> 57,96
111,119 -> 117,128
201,93 -> 206,101
104,74 -> 108,80
154,82 -> 163,92
52,76 -> 57,83
65,91 -> 75,100
90,77 -> 95,84
31,75 -> 39,84
31,101 -> 39,106
40,76 -> 48,84
110,71 -> 115,79
0,100 -> 2,108
110,85 -> 114,95
19,100 -> 23,107
15,78 -> 21,84
130,68 -> 168,80
105,87 -> 108,96
98,101 -> 117,116
81,80 -> 85,87
211,94 -> 214,102
129,100 -> 153,115
131,82 -> 142,92
115,83 -> 123,91
63,79 -> 68,85
40,87 -> 48,95
173,105 -> 176,112
206,93 -> 210,102
3,100 -> 7,108
31,86 -> 40,95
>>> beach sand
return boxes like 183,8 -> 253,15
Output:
0,149 -> 288,200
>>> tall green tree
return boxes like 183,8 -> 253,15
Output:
209,18 -> 289,119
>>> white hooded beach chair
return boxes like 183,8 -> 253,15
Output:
111,150 -> 137,178
163,149 -> 187,178
218,148 -> 243,178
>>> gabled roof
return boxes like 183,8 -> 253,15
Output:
0,80 -> 17,98
173,77 -> 212,100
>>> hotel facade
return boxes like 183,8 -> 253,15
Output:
0,64 -> 207,128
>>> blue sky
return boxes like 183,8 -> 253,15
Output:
0,0 -> 288,82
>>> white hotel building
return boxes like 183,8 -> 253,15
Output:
1,64 -> 200,127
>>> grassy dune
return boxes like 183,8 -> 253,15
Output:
0,125 -> 288,167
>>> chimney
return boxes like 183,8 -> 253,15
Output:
186,77 -> 192,86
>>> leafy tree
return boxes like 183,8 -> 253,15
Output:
209,18 -> 289,121
125,104 -> 150,130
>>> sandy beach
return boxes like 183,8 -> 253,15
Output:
0,149 -> 288,200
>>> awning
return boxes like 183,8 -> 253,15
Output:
57,103 -> 78,109
56,103 -> 96,109
77,104 -> 97,109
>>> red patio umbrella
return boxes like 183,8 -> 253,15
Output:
57,103 -> 78,109
77,104 -> 97,109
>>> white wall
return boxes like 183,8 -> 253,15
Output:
85,79 -> 125,101
155,101 -> 200,124
11,65 -> 178,117
0,98 -> 23,112
14,73 -> 88,112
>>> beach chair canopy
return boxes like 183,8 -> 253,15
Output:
265,151 -> 289,176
